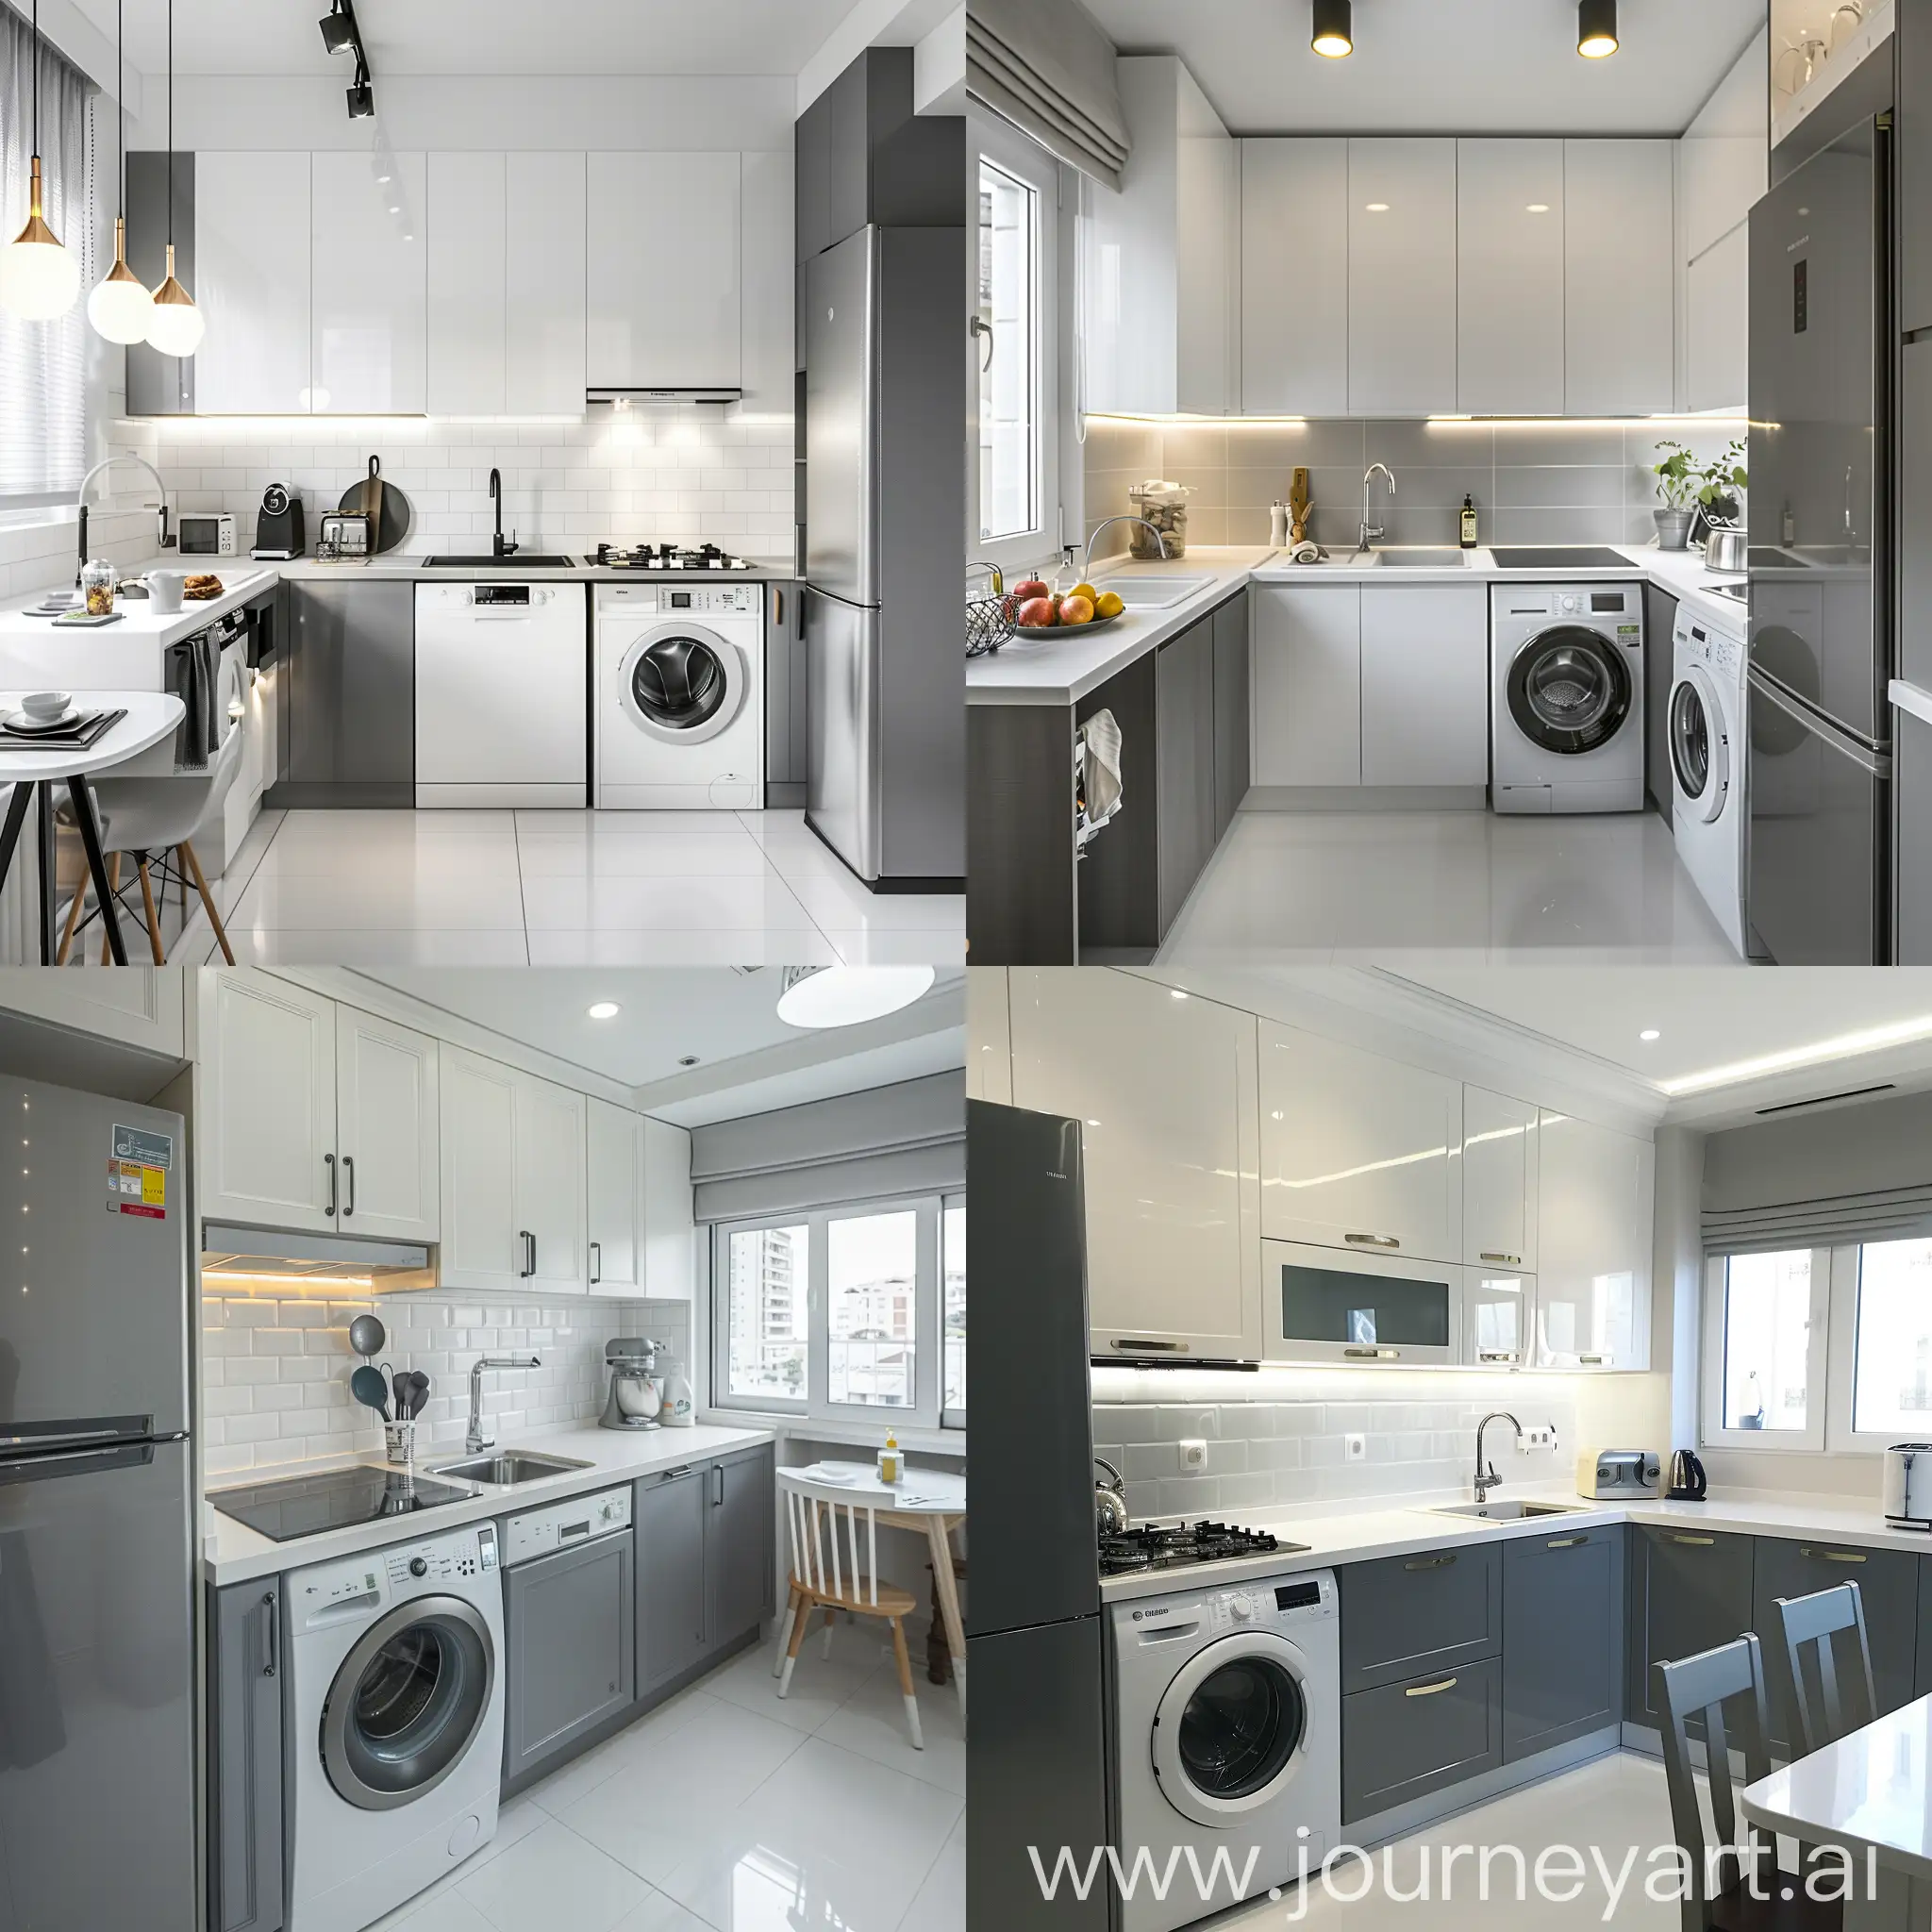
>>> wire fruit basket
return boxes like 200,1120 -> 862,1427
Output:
967,561 -> 1015,658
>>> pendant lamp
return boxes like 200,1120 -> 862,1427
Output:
0,0 -> 81,320
144,0 -> 203,357
88,0 -> 152,341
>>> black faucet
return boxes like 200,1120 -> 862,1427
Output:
489,467 -> 517,560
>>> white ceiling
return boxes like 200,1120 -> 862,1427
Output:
1078,0 -> 1765,135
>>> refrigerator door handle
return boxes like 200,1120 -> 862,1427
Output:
0,1440 -> 155,1486
0,1420 -> 147,1453
1750,666 -> 1892,775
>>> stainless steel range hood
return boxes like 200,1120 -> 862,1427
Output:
201,1222 -> 436,1288
586,386 -> 741,408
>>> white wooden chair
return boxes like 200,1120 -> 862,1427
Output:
774,1469 -> 923,1749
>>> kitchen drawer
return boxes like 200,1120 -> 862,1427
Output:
1340,1541 -> 1500,1692
1502,1524 -> 1622,1761
1341,1654 -> 1502,1824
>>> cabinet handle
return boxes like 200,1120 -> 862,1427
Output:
1345,1232 -> 1400,1249
1802,1547 -> 1868,1564
1545,1536 -> 1585,1549
590,1240 -> 601,1286
1112,1339 -> 1190,1353
1406,1676 -> 1458,1698
713,1464 -> 724,1506
1344,1345 -> 1397,1359
519,1230 -> 535,1277
1666,1534 -> 1715,1547
662,1464 -> 691,1480
1477,1350 -> 1519,1364
324,1153 -> 337,1218
261,1591 -> 277,1678
1403,1554 -> 1457,1571
1478,1252 -> 1522,1266
1577,1354 -> 1607,1366
342,1155 -> 356,1219
774,587 -> 784,625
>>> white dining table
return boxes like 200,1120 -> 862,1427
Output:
0,691 -> 186,965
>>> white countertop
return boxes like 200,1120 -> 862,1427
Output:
968,541 -> 1746,708
1100,1485 -> 1931,1604
202,1420 -> 776,1588
268,553 -> 788,583
0,566 -> 280,664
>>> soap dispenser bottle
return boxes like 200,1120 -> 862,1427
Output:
1459,494 -> 1479,550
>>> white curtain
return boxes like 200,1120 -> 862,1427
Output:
0,1 -> 94,500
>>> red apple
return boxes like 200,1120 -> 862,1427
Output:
1013,577 -> 1050,603
1017,596 -> 1056,627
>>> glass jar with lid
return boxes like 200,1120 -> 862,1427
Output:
80,558 -> 117,616
1126,481 -> 1191,559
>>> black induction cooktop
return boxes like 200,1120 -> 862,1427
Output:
211,1466 -> 473,1542
1488,546 -> 1635,570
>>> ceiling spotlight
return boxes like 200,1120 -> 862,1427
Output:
775,966 -> 936,1028
1640,1029 -> 1660,1042
1311,0 -> 1353,58
347,59 -> 375,118
1577,0 -> 1618,58
587,1002 -> 621,1020
1525,203 -> 1551,213
676,1055 -> 700,1067
319,3 -> 356,54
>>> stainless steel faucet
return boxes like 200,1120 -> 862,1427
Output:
1474,1410 -> 1523,1502
489,466 -> 518,559
1359,463 -> 1395,554
75,453 -> 173,579
466,1354 -> 541,1454
1082,516 -> 1173,578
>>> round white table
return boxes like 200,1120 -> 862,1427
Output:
0,692 -> 186,965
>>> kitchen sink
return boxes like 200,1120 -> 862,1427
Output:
1425,1500 -> 1582,1522
432,1451 -> 595,1486
419,554 -> 577,568
1373,547 -> 1470,568
1088,574 -> 1215,608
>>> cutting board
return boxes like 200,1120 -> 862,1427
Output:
1289,467 -> 1312,542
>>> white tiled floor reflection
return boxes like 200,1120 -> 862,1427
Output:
372,1617 -> 963,1932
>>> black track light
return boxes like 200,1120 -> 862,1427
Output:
319,2 -> 355,55
1311,0 -> 1353,58
346,58 -> 374,118
1577,0 -> 1619,58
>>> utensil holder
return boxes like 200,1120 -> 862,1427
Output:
384,1420 -> 417,1468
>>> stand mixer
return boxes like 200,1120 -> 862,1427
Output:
600,1338 -> 669,1431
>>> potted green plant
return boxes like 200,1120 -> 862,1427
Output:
1652,441 -> 1699,548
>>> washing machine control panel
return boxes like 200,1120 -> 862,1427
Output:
603,585 -> 760,617
291,1524 -> 498,1629
1202,1574 -> 1338,1632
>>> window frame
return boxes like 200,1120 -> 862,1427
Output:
1698,1248 -> 1830,1453
941,1191 -> 965,1430
1824,1238 -> 1932,1454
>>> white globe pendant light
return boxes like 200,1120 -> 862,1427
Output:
143,0 -> 203,358
88,0 -> 152,343
0,0 -> 80,321
775,966 -> 936,1029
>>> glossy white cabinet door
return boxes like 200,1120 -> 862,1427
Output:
506,151 -> 587,415
1358,585 -> 1489,787
1535,1110 -> 1654,1371
1563,140 -> 1675,416
1464,1266 -> 1536,1368
1687,224 -> 1748,414
335,1007 -> 440,1243
515,1073 -> 588,1295
587,152 -> 741,389
1348,139 -> 1457,414
1241,139 -> 1349,415
1009,969 -> 1262,1362
641,1116 -> 695,1304
1257,1023 -> 1463,1261
1251,585 -> 1360,787
426,151 -> 507,415
587,1095 -> 644,1293
0,967 -> 184,1056
199,971 -> 338,1233
439,1046 -> 522,1291
1456,139 -> 1563,416
195,152 -> 312,413
737,148 -> 793,417
1462,1087 -> 1538,1271
310,150 -> 427,414
1174,77 -> 1238,416
967,968 -> 1013,1104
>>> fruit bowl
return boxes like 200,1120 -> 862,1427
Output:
1010,608 -> 1129,639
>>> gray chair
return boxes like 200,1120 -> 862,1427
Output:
1772,1582 -> 1877,1755
1654,1632 -> 1842,1932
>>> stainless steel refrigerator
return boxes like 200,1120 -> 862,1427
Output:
967,1100 -> 1111,1929
0,1079 -> 195,1931
1746,75 -> 1893,963
804,224 -> 964,890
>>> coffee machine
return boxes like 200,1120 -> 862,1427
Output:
600,1337 -> 668,1431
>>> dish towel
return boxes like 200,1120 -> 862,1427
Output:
168,631 -> 219,770
1076,708 -> 1124,852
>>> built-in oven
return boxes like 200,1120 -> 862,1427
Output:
1262,1240 -> 1460,1365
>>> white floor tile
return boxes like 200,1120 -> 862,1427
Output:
220,928 -> 532,964
458,1818 -> 650,1932
230,870 -> 528,930
823,929 -> 967,964
254,835 -> 525,883
608,1894 -> 715,1932
283,808 -> 517,839
372,1888 -> 497,1931
524,1689 -> 721,1818
519,874 -> 818,932
813,1660 -> 965,1797
778,874 -> 966,933
895,1815 -> 964,1932
523,808 -> 749,836
514,834 -> 780,878
754,835 -> 856,879
701,1634 -> 877,1735
525,930 -> 839,964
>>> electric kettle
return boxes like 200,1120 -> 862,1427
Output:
1666,1448 -> 1707,1501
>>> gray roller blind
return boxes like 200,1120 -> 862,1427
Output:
969,0 -> 1129,189
1702,1088 -> 1932,1253
691,1072 -> 964,1224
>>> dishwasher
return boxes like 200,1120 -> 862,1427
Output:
414,580 -> 589,807
501,1485 -> 635,1789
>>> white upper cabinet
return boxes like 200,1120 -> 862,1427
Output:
736,148 -> 794,416
506,151 -> 588,414
1348,139 -> 1457,415
1535,1109 -> 1654,1371
0,967 -> 185,1057
516,1075 -> 588,1294
195,152 -> 311,413
1258,1024 -> 1463,1262
1464,1265 -> 1535,1368
1687,222 -> 1748,414
440,1047 -> 523,1291
1009,969 -> 1262,1362
1563,140 -> 1675,416
1461,1087 -> 1538,1271
426,151 -> 508,415
335,1008 -> 440,1243
1084,57 -> 1238,417
587,1096 -> 645,1294
310,150 -> 427,414
1241,140 -> 1349,415
641,1116 -> 696,1304
587,152 -> 741,390
1456,139 -> 1563,415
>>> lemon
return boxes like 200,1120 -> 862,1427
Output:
1070,581 -> 1098,604
1094,590 -> 1125,619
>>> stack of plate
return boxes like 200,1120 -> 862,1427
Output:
25,592 -> 79,619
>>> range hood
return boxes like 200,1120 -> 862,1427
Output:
201,1222 -> 435,1288
586,386 -> 741,408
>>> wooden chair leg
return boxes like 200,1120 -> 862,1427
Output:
778,1591 -> 813,1699
97,853 -> 121,965
55,862 -> 89,965
889,1617 -> 924,1750
135,857 -> 165,964
181,841 -> 236,965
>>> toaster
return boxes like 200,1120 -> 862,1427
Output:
316,512 -> 371,562
1884,1443 -> 1932,1528
1576,1447 -> 1661,1499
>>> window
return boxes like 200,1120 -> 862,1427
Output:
1846,1238 -> 1932,1437
1705,1249 -> 1824,1447
710,1194 -> 961,1432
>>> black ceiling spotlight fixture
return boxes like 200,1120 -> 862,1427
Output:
346,56 -> 375,117
1311,0 -> 1353,58
318,0 -> 356,55
1577,0 -> 1619,58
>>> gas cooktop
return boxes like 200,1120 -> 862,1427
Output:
210,1466 -> 474,1543
1098,1520 -> 1310,1576
593,541 -> 755,572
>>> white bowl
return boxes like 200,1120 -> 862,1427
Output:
22,691 -> 72,722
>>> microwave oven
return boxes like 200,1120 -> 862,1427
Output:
179,512 -> 237,558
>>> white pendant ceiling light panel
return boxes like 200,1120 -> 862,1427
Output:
144,0 -> 203,357
776,966 -> 936,1029
88,0 -> 152,341
0,0 -> 80,320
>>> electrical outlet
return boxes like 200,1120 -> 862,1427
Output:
1344,1433 -> 1367,1462
1520,1424 -> 1557,1452
1177,1438 -> 1208,1473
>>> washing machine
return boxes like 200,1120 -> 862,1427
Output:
286,1521 -> 505,1932
595,583 -> 764,808
1671,596 -> 1748,955
1490,582 -> 1645,812
1110,1570 -> 1341,1932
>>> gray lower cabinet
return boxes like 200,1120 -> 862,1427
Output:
764,581 -> 808,808
1341,1655 -> 1502,1824
706,1444 -> 776,1656
636,1461 -> 710,1695
1625,1523 -> 1756,1733
1211,589 -> 1250,843
1075,654 -> 1159,954
1341,1541 -> 1503,1692
1155,618 -> 1217,937
206,1581 -> 284,1932
1502,1524 -> 1623,1761
503,1532 -> 637,1786
269,581 -> 416,808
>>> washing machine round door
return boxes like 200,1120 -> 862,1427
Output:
319,1597 -> 495,1811
619,624 -> 750,744
1671,666 -> 1728,824
1151,1631 -> 1314,1824
1507,625 -> 1633,755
